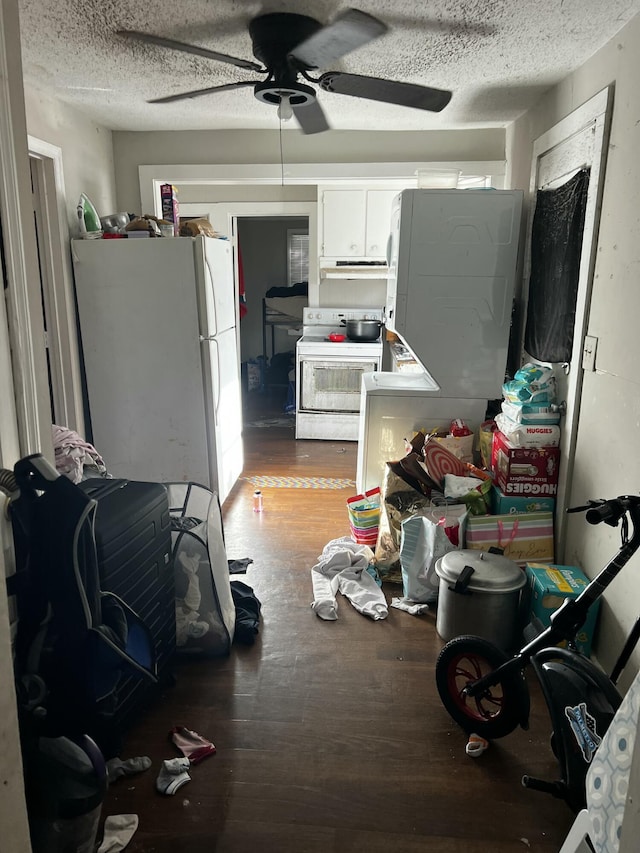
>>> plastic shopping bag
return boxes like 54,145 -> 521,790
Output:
400,507 -> 467,604
374,463 -> 435,582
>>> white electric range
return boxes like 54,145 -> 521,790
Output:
295,307 -> 384,441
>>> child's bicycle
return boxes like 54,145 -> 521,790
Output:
435,495 -> 640,812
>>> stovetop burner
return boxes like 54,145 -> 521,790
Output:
299,306 -> 384,347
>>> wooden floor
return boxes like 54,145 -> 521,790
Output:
104,406 -> 575,852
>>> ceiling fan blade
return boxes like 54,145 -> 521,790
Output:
149,81 -> 258,105
319,72 -> 452,113
117,30 -> 264,73
291,99 -> 330,135
289,9 -> 387,70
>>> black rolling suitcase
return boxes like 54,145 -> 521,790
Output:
79,479 -> 175,734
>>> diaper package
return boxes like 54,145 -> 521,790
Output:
495,412 -> 561,447
501,400 -> 561,426
503,362 -> 557,405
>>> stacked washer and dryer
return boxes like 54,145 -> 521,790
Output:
356,188 -> 524,493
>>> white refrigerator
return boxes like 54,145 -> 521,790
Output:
71,235 -> 243,505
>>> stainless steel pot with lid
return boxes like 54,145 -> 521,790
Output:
434,549 -> 526,650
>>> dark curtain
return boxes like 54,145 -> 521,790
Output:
524,167 -> 590,363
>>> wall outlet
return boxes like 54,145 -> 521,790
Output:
582,335 -> 598,371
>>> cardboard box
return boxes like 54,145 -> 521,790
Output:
160,183 -> 179,235
491,429 -> 560,496
491,485 -> 555,516
465,511 -> 554,566
525,563 -> 599,656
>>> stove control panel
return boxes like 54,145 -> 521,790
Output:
303,307 -> 384,325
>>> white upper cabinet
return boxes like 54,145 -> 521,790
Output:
363,189 -> 400,257
320,187 -> 401,260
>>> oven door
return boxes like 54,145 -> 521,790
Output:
300,357 -> 379,413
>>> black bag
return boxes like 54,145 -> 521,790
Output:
6,455 -> 157,743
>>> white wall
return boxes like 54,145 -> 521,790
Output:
507,11 -> 640,687
112,127 -> 505,213
23,84 -> 117,232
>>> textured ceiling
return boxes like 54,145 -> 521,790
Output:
17,0 -> 640,132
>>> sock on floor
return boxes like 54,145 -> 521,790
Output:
228,557 -> 253,574
156,757 -> 191,795
106,756 -> 152,784
97,814 -> 139,853
169,726 -> 216,765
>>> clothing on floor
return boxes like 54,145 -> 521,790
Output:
170,726 -> 216,765
390,597 -> 430,616
230,580 -> 262,643
311,536 -> 388,621
156,757 -> 191,795
228,557 -> 253,574
97,814 -> 139,853
106,756 -> 152,784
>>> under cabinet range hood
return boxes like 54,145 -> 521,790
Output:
320,261 -> 389,279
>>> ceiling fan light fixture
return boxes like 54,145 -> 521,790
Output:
254,80 -> 316,109
126,9 -> 452,135
277,96 -> 293,122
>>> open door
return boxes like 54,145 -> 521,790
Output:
520,87 -> 613,560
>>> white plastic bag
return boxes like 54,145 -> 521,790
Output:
399,507 -> 467,604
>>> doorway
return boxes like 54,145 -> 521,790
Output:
179,200 -> 316,433
236,215 -> 308,428
520,87 -> 613,559
27,137 -> 84,436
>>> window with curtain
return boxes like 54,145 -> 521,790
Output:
287,229 -> 309,286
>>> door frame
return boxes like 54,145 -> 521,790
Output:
0,0 -> 47,847
180,202 -> 315,376
28,136 -> 85,433
520,86 -> 613,558
179,200 -> 317,303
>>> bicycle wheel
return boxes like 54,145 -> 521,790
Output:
435,635 -> 530,739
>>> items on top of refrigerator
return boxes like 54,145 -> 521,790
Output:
179,219 -> 220,238
160,183 -> 179,236
77,193 -> 103,239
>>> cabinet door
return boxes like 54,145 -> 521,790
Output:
365,189 -> 399,258
321,189 -> 366,257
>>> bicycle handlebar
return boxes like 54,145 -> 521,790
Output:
568,495 -> 640,528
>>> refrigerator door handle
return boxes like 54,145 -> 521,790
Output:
205,254 -> 219,335
201,336 -> 222,427
213,338 -> 221,427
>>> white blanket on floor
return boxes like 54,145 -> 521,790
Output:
311,536 -> 388,621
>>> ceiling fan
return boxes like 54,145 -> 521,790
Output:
118,8 -> 452,134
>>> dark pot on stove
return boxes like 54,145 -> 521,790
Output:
341,319 -> 383,341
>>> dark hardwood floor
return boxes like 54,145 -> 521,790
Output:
104,395 -> 574,852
